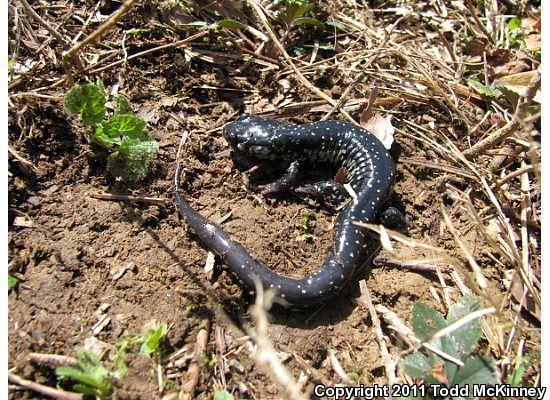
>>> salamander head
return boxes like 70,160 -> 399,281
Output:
224,114 -> 283,159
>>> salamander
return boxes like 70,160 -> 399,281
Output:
174,114 -> 395,307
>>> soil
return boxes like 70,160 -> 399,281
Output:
8,1 -> 540,399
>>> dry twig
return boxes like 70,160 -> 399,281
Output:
179,319 -> 211,400
8,372 -> 83,400
91,192 -> 168,207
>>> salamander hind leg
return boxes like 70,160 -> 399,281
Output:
295,181 -> 349,206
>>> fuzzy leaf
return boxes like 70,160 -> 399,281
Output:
429,335 -> 461,384
108,138 -> 158,181
114,95 -> 133,115
64,81 -> 106,127
446,295 -> 482,358
452,356 -> 498,386
401,352 -> 436,380
411,302 -> 446,341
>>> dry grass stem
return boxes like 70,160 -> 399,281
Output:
359,281 -> 397,386
464,70 -> 540,158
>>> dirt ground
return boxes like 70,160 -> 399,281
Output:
8,1 -> 541,399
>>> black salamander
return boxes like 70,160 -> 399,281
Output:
174,115 -> 395,307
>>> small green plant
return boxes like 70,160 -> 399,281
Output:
8,273 -> 18,290
56,348 -> 113,398
214,390 -> 234,400
300,211 -> 316,242
277,0 -> 323,29
112,321 -> 169,378
140,321 -> 168,358
506,353 -> 530,387
64,79 -> 159,181
276,0 -> 324,45
399,295 -> 499,399
505,17 -> 525,49
466,75 -> 503,100
184,19 -> 247,32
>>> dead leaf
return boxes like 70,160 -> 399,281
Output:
486,49 -> 510,67
334,167 -> 348,184
13,216 -> 33,228
524,33 -> 541,52
110,261 -> 136,280
195,0 -> 245,21
490,60 -> 529,79
160,96 -> 179,107
359,87 -> 379,126
361,114 -> 395,150
497,71 -> 541,103
430,363 -> 448,384
504,270 -> 541,321
462,39 -> 486,57
204,251 -> 215,279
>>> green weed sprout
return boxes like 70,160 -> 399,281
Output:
64,79 -> 159,181
399,295 -> 499,399
140,322 -> 168,358
56,348 -> 113,398
8,273 -> 18,290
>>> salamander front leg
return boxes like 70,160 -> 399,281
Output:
258,160 -> 300,195
295,181 -> 349,205
378,206 -> 408,228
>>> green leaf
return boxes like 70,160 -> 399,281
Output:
446,295 -> 482,358
8,273 -> 18,289
293,17 -> 324,28
506,354 -> 530,386
124,28 -> 151,35
64,81 -> 107,127
72,384 -> 100,396
114,95 -> 133,115
451,356 -> 499,386
184,21 -> 215,30
400,352 -> 436,380
93,114 -> 147,148
214,390 -> 235,400
216,19 -> 247,31
411,302 -> 446,341
280,2 -> 311,24
467,77 -> 502,99
507,17 -> 522,31
326,21 -> 347,31
140,322 -> 168,358
56,366 -> 105,392
429,335 -> 461,383
108,138 -> 159,181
